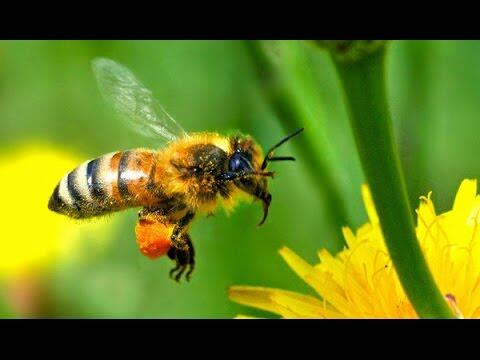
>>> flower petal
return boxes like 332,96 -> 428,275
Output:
228,286 -> 332,318
416,191 -> 437,243
279,246 -> 314,281
453,179 -> 477,217
279,246 -> 334,298
234,314 -> 259,319
361,184 -> 379,224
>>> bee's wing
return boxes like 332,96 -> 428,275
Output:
92,57 -> 187,142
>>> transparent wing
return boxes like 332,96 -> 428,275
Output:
92,57 -> 187,142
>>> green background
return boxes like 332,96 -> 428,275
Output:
0,40 -> 477,317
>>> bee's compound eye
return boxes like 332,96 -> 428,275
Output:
229,157 -> 241,171
192,166 -> 201,175
229,153 -> 251,173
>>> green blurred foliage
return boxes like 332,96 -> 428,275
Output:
1,40 -> 479,317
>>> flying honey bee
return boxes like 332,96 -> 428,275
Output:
48,58 -> 303,282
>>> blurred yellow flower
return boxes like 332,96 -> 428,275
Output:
229,179 -> 480,318
0,143 -> 114,278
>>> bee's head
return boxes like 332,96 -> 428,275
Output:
221,128 -> 304,225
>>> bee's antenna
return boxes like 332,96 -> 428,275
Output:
261,128 -> 304,170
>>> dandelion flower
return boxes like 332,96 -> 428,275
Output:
0,143 -> 114,278
229,179 -> 480,318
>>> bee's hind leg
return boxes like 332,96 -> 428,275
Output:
167,233 -> 195,282
167,248 -> 182,279
170,211 -> 195,250
184,234 -> 195,281
168,247 -> 188,282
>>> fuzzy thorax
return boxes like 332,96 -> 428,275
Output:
153,132 -> 265,215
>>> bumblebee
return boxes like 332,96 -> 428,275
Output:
48,58 -> 303,281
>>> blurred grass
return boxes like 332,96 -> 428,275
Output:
245,40 -> 350,251
1,40 -> 480,317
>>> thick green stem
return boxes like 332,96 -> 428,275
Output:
332,47 -> 454,318
246,40 -> 348,252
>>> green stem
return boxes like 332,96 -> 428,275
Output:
246,40 -> 348,252
332,47 -> 454,318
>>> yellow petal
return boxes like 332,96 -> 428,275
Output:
271,290 -> 332,318
234,314 -> 259,319
228,286 -> 288,316
279,246 -> 330,297
303,272 -> 353,317
416,192 -> 436,226
452,179 -> 477,216
228,286 -> 329,318
415,192 -> 438,246
342,226 -> 357,249
279,246 -> 314,280
361,184 -> 379,224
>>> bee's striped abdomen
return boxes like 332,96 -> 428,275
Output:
48,150 -> 160,219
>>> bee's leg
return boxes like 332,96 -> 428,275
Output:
170,211 -> 195,251
172,247 -> 189,282
167,237 -> 192,282
184,234 -> 195,281
167,247 -> 181,278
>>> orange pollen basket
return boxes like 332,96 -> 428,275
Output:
135,218 -> 173,259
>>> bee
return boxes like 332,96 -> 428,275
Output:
48,58 -> 303,282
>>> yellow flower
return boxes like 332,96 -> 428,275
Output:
0,143 -> 115,278
229,179 -> 480,318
